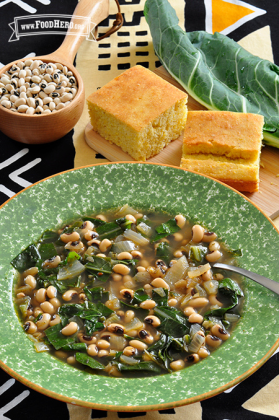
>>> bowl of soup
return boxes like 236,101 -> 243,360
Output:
0,162 -> 279,411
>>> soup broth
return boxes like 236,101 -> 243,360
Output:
13,205 -> 244,377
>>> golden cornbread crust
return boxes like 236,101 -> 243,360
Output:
87,65 -> 188,161
180,111 -> 264,193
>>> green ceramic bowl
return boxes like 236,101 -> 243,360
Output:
0,162 -> 279,412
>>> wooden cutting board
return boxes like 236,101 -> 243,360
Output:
85,66 -> 279,219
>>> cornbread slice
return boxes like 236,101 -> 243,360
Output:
180,111 -> 264,192
87,65 -> 188,161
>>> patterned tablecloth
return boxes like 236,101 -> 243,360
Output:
1,1 -> 279,419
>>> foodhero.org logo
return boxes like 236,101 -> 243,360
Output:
9,14 -> 96,41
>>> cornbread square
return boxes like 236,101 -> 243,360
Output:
180,111 -> 264,192
87,65 -> 188,161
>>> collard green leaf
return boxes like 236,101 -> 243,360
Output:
11,244 -> 41,272
85,256 -> 112,282
75,352 -> 104,370
117,361 -> 162,373
155,241 -> 172,265
45,323 -> 76,350
151,218 -> 180,243
144,0 -> 279,147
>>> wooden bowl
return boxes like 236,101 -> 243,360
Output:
0,0 -> 109,144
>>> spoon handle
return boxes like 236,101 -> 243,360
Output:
53,0 -> 110,64
213,263 -> 279,295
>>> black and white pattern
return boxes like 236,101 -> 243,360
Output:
1,1 -> 279,419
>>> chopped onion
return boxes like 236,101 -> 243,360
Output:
188,263 -> 211,279
188,332 -> 205,353
28,335 -> 50,352
195,284 -> 207,297
112,240 -> 137,253
57,260 -> 85,280
125,317 -> 143,332
203,279 -> 219,295
123,229 -> 149,246
224,313 -> 240,323
109,334 -> 127,351
137,222 -> 152,237
153,287 -> 166,297
133,271 -> 152,284
190,323 -> 202,337
164,255 -> 189,285
116,204 -> 138,217
120,355 -> 140,365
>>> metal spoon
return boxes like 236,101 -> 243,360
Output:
213,262 -> 279,295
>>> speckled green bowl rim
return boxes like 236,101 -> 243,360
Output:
0,161 -> 279,412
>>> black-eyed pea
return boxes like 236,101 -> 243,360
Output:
192,225 -> 204,243
143,284 -> 152,291
190,297 -> 209,308
125,214 -> 136,223
107,323 -> 125,335
33,307 -> 43,318
188,313 -> 204,324
24,321 -> 37,334
201,269 -> 213,282
172,232 -> 184,242
49,297 -> 61,309
206,250 -> 222,262
123,275 -> 133,284
24,274 -> 37,290
43,255 -> 61,269
175,214 -> 186,229
23,266 -> 38,277
129,340 -> 148,351
40,301 -> 56,315
208,294 -> 223,307
87,344 -> 98,357
98,349 -> 109,358
96,339 -> 110,350
140,299 -> 156,310
168,298 -> 178,307
144,315 -> 161,328
60,231 -> 80,243
170,359 -> 185,371
62,289 -> 78,301
117,251 -> 133,260
137,266 -> 146,272
205,334 -> 222,348
124,310 -> 135,323
96,214 -> 107,222
123,346 -> 136,357
36,313 -> 51,330
96,253 -> 106,258
61,321 -> 78,336
84,231 -> 99,241
208,241 -> 220,252
185,353 -> 200,363
214,273 -> 224,281
67,356 -> 76,365
112,273 -> 122,282
151,277 -> 170,290
197,347 -> 210,359
211,324 -> 230,341
46,285 -> 57,299
35,288 -> 47,303
138,329 -> 154,345
120,289 -> 134,300
78,333 -> 97,344
80,220 -> 94,233
113,264 -> 130,276
65,240 -> 85,253
183,306 -> 196,317
131,251 -> 143,259
99,239 -> 112,253
203,232 -> 217,242
49,314 -> 61,327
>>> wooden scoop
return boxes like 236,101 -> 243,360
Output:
0,0 -> 119,144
